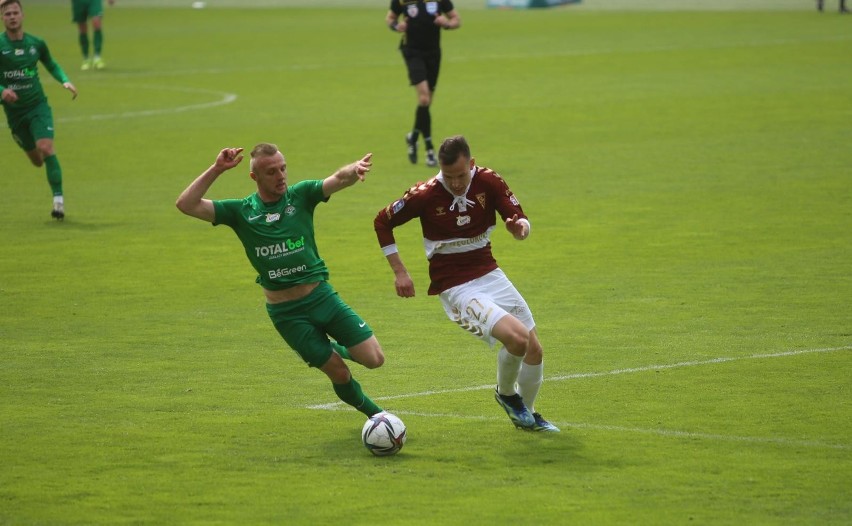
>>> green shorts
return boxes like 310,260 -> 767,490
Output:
266,281 -> 374,368
6,102 -> 54,152
71,0 -> 104,23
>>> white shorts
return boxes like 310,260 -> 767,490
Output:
438,268 -> 535,347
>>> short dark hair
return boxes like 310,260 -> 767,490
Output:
1,0 -> 22,10
438,135 -> 471,165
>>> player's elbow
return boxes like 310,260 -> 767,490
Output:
175,197 -> 190,215
373,215 -> 388,235
175,196 -> 200,217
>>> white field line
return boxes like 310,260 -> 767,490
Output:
383,410 -> 850,451
309,345 -> 852,409
308,345 -> 852,450
321,407 -> 850,451
56,84 -> 237,123
28,32 -> 845,127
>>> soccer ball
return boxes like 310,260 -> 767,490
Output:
361,412 -> 406,456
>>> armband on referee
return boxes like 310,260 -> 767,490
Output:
389,21 -> 398,32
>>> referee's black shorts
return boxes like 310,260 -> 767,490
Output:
401,47 -> 442,91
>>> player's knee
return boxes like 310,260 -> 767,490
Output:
504,330 -> 530,356
356,342 -> 385,369
362,355 -> 384,370
525,340 -> 543,362
320,352 -> 351,383
36,143 -> 53,159
330,370 -> 351,384
27,151 -> 44,167
324,364 -> 351,384
367,350 -> 385,369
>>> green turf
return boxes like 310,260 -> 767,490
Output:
1,3 -> 850,525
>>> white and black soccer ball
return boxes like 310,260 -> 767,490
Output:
361,412 -> 406,456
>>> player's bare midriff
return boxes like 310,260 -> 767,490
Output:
264,281 -> 320,304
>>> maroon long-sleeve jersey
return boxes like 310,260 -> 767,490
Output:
374,166 -> 527,295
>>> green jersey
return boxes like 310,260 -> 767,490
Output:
213,180 -> 331,291
0,32 -> 69,115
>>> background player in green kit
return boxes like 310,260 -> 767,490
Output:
72,0 -> 114,70
176,144 -> 388,422
1,0 -> 77,220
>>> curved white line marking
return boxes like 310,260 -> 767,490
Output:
309,345 -> 852,408
308,345 -> 852,450
57,84 -> 237,123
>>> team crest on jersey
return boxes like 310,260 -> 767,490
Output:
266,213 -> 281,223
425,1 -> 439,15
457,215 -> 471,226
29,46 -> 37,56
476,193 -> 487,209
284,205 -> 296,216
435,206 -> 446,216
407,4 -> 419,17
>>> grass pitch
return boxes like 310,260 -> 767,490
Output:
1,2 -> 850,524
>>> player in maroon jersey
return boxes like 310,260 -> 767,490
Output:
374,135 -> 559,432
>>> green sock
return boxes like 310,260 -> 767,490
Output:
79,33 -> 89,57
94,29 -> 103,55
44,155 -> 63,196
331,341 -> 351,360
332,377 -> 382,417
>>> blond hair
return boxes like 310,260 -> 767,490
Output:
250,143 -> 280,173
1,0 -> 22,11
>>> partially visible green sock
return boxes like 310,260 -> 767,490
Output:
44,155 -> 63,196
331,341 -> 351,360
94,29 -> 103,55
78,33 -> 89,57
332,377 -> 382,417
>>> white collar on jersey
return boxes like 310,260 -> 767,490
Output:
436,167 -> 477,212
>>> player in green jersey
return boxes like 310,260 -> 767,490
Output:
817,0 -> 849,12
1,0 -> 77,220
71,0 -> 114,71
177,144 -> 388,422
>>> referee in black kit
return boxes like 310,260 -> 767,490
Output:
386,0 -> 461,168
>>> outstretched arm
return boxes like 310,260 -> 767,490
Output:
322,153 -> 372,197
176,147 -> 244,222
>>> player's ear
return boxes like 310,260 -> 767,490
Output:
249,171 -> 258,182
469,157 -> 476,170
